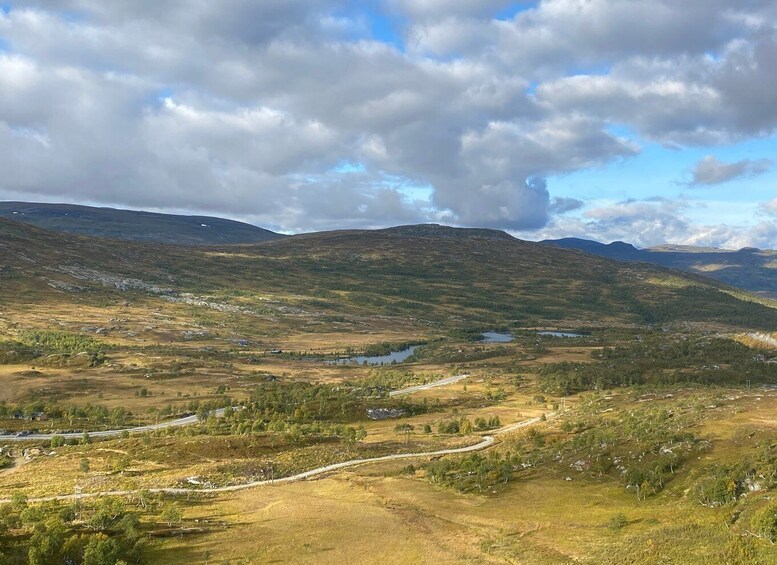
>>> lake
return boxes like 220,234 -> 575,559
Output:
329,345 -> 421,365
481,332 -> 514,343
537,331 -> 585,338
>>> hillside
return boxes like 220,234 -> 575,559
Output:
543,237 -> 777,297
0,202 -> 284,246
3,218 -> 777,333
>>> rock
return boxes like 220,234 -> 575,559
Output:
366,408 -> 406,420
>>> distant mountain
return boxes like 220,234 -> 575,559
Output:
0,202 -> 284,246
542,238 -> 643,260
543,237 -> 777,297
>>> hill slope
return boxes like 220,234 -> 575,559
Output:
2,218 -> 776,333
0,202 -> 284,246
543,237 -> 777,297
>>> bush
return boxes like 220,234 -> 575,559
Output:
752,503 -> 777,542
608,513 -> 628,530
692,470 -> 740,507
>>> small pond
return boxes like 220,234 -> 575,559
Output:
537,331 -> 585,338
481,331 -> 514,343
329,345 -> 421,365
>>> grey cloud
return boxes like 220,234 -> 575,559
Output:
410,0 -> 764,68
0,1 -> 776,235
418,2 -> 777,145
549,196 -> 584,214
387,0 -> 520,20
690,155 -> 772,186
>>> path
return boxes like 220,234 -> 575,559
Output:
0,414 -> 547,504
0,408 -> 230,442
389,374 -> 470,397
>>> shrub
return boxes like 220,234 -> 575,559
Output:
752,503 -> 777,542
608,513 -> 628,530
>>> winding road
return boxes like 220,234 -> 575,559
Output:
0,414 -> 547,504
1,372 -> 471,441
0,408 -> 230,442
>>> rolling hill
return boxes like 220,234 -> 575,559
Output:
0,202 -> 284,246
2,217 -> 777,333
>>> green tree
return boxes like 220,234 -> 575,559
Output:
88,498 -> 125,532
10,492 -> 28,513
394,423 -> 415,444
135,489 -> 152,510
161,503 -> 182,528
83,533 -> 121,565
112,455 -> 131,474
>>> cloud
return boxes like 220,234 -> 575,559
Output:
549,196 -> 584,214
0,1 -> 776,236
760,198 -> 777,217
527,197 -> 777,250
386,0 -> 521,20
689,155 -> 772,186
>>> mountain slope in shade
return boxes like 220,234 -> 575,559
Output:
543,237 -> 777,297
0,202 -> 284,246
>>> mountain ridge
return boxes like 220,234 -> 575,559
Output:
0,201 -> 284,246
542,237 -> 777,297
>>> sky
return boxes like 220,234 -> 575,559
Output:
0,0 -> 776,249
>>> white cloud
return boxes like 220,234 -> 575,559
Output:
760,198 -> 777,217
528,198 -> 777,249
0,1 -> 776,238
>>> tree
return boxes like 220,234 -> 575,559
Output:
80,457 -> 90,473
10,492 -> 28,513
82,534 -> 121,565
88,498 -> 125,532
116,512 -> 141,542
27,516 -> 66,563
161,503 -> 182,528
394,423 -> 414,444
112,455 -> 131,475
135,489 -> 152,510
